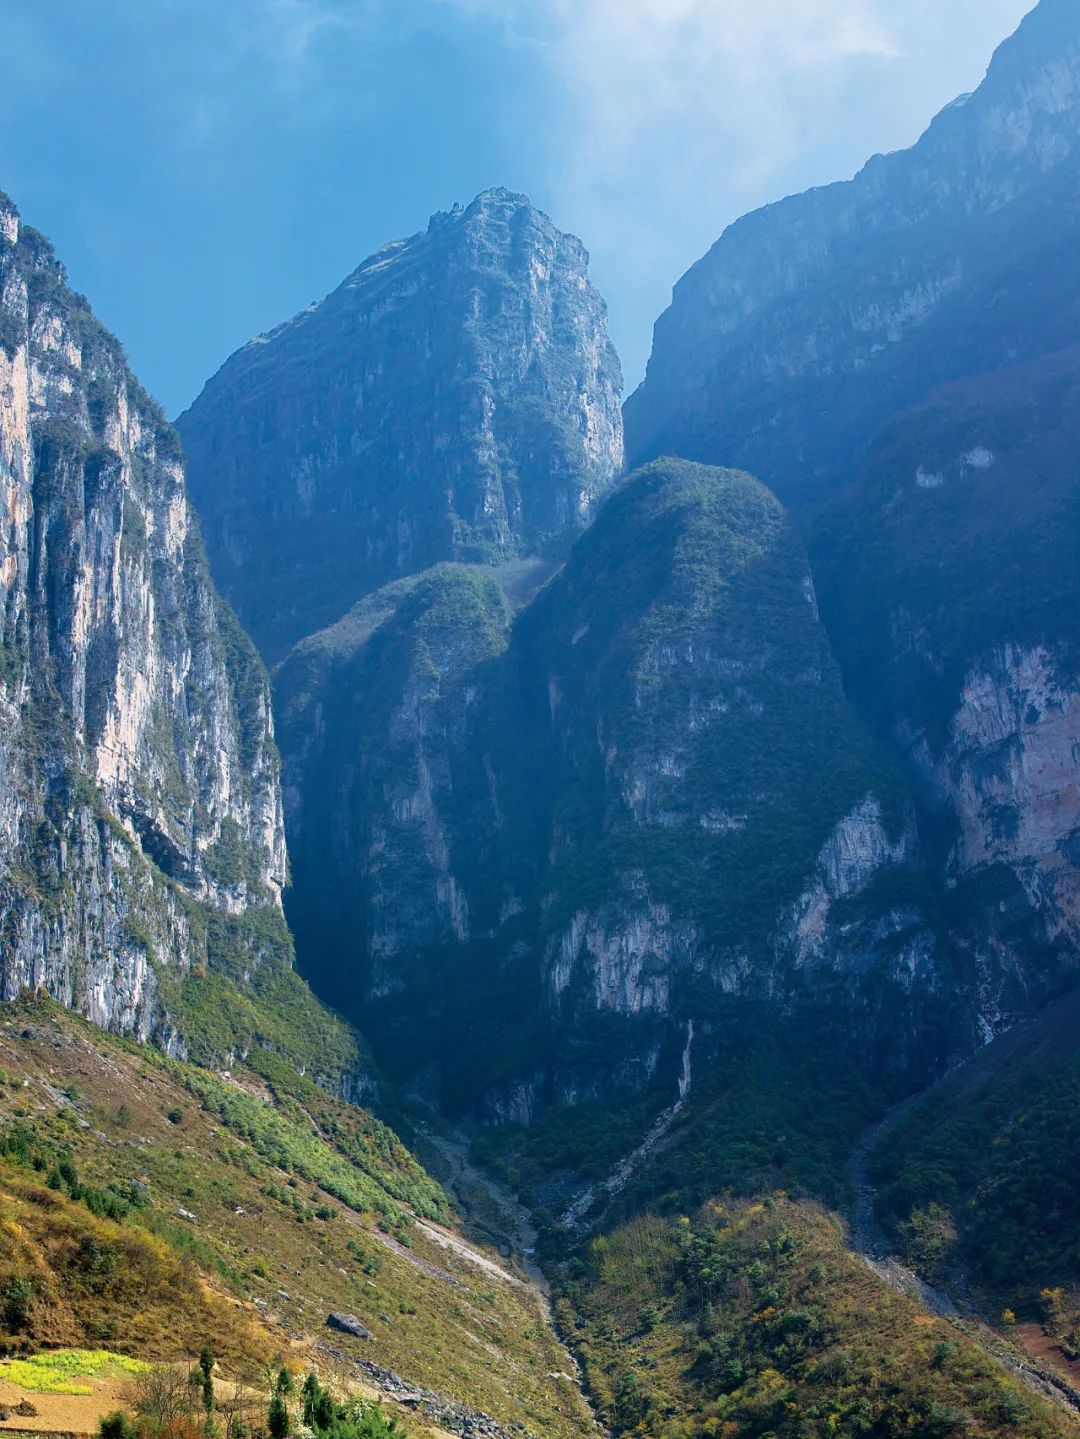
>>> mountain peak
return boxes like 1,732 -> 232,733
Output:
178,191 -> 623,662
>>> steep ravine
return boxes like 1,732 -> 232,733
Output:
558,1021 -> 694,1231
414,1121 -> 603,1434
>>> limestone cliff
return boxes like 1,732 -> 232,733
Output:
275,563 -> 528,1014
623,0 -> 1080,1047
521,461 -> 954,1094
814,349 -> 1080,1029
0,191 -> 287,1041
178,189 -> 624,663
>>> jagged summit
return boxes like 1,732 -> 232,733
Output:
178,188 -> 623,663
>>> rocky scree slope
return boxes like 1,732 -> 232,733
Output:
277,460 -> 962,1121
624,0 -> 1080,511
0,190 -> 293,1048
178,188 -> 624,664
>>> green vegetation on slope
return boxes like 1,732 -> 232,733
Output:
0,1351 -> 147,1395
523,458 -> 908,955
0,1157 -> 274,1371
476,1011 -> 889,1237
555,1195 -> 1071,1438
871,985 -> 1080,1352
0,1000 -> 594,1439
155,902 -> 375,1091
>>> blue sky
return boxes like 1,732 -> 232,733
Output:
1,0 -> 1035,415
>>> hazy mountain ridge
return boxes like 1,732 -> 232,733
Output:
624,0 -> 1080,509
622,0 -> 1080,1046
814,346 -> 1080,1029
3,6 -> 1080,1435
278,460 -> 961,1124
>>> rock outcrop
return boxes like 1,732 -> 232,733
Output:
0,191 -> 286,1040
178,188 -> 624,663
621,0 -> 1080,1047
275,562 -> 529,1027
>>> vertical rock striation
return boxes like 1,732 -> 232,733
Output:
0,191 -> 286,1039
178,188 -> 624,663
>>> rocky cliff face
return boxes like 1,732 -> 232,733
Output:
814,348 -> 1080,1028
276,563 -> 524,1013
0,191 -> 287,1041
279,460 -> 957,1116
178,189 -> 624,663
624,0 -> 1080,510
520,461 -> 955,1092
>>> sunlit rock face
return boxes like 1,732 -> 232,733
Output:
178,188 -> 624,664
624,0 -> 1080,512
0,191 -> 285,1036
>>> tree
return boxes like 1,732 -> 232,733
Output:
1041,1287 -> 1066,1336
219,1383 -> 261,1439
900,1204 -> 957,1278
301,1374 -> 321,1428
99,1413 -> 137,1439
268,1395 -> 289,1439
1,1276 -> 33,1333
130,1365 -> 199,1437
199,1349 -> 215,1421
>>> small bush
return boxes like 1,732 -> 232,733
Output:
1,1276 -> 34,1332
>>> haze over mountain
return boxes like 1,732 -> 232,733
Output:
625,0 -> 1080,508
2,3 -> 1080,1437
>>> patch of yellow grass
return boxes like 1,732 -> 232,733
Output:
0,1350 -> 147,1395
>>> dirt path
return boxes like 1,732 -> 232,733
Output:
849,1103 -> 1080,1421
414,1218 -> 527,1287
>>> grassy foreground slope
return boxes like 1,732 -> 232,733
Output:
555,1196 -> 1073,1439
0,999 -> 594,1439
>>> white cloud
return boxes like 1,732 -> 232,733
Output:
443,0 -> 900,181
